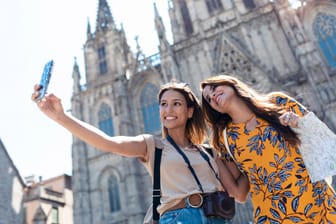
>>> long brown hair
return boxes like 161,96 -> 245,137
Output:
158,81 -> 207,145
200,74 -> 300,152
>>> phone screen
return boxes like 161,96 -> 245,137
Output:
38,60 -> 54,100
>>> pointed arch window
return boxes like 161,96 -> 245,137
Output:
98,46 -> 108,74
179,0 -> 194,36
98,103 -> 114,136
242,0 -> 256,9
108,175 -> 121,212
205,0 -> 223,14
141,83 -> 161,133
313,13 -> 336,69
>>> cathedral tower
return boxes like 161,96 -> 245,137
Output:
71,0 -> 163,223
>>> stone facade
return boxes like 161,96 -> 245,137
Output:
0,139 -> 25,224
70,0 -> 336,223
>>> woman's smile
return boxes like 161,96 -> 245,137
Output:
165,116 -> 177,120
215,92 -> 224,105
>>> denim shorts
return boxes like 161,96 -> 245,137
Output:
159,206 -> 232,224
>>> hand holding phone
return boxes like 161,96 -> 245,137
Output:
38,60 -> 54,100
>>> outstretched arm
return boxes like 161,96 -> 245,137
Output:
31,85 -> 147,160
216,158 -> 250,203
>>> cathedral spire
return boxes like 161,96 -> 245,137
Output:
95,0 -> 115,32
120,23 -> 127,44
153,2 -> 180,82
86,17 -> 92,39
154,3 -> 166,40
154,2 -> 171,53
72,57 -> 81,94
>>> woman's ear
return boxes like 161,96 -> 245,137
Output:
188,107 -> 194,118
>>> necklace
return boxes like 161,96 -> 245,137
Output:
232,113 -> 256,125
244,114 -> 256,132
245,114 -> 255,124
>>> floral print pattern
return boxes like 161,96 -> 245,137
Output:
224,93 -> 336,224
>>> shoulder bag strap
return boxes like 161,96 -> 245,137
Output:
223,128 -> 245,174
166,135 -> 204,192
153,147 -> 162,221
223,128 -> 236,163
198,146 -> 224,187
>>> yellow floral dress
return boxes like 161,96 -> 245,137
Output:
224,93 -> 336,224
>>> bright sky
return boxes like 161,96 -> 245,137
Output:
0,0 -> 170,182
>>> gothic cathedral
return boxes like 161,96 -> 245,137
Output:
70,0 -> 336,223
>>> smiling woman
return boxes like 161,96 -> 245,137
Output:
201,74 -> 336,223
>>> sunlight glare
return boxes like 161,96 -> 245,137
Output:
289,0 -> 304,9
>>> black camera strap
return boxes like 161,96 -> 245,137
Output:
166,135 -> 221,193
198,147 -> 223,186
153,147 -> 162,221
166,135 -> 204,192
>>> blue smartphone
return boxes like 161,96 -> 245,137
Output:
38,60 -> 54,100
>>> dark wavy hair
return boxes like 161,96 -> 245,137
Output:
158,81 -> 207,145
200,74 -> 300,152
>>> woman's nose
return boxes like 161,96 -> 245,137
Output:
165,104 -> 173,112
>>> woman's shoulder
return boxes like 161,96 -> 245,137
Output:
267,91 -> 307,115
154,136 -> 164,149
267,91 -> 295,106
141,134 -> 164,149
